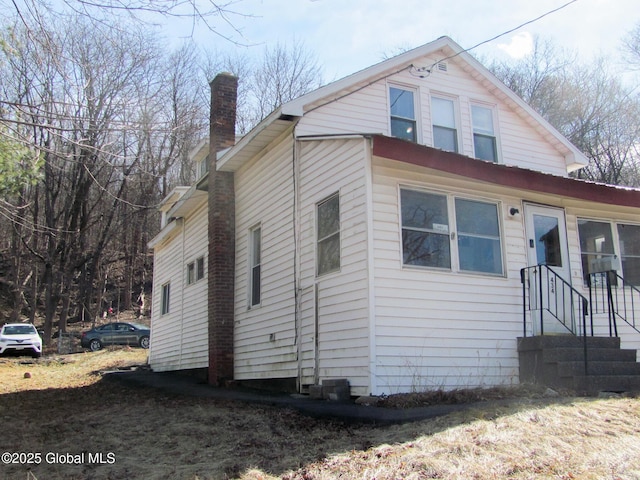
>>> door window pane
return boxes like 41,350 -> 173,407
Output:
533,215 -> 561,267
455,199 -> 502,274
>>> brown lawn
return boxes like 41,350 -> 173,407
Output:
2,349 -> 640,479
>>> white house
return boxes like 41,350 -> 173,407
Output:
149,36 -> 640,397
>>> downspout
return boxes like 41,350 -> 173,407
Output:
179,217 -> 185,369
293,132 -> 303,391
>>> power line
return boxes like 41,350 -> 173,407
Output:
413,0 -> 580,77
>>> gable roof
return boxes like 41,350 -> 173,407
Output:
218,36 -> 589,173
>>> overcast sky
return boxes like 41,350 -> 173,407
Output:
168,0 -> 638,81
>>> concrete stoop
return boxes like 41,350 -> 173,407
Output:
309,378 -> 351,402
518,335 -> 640,395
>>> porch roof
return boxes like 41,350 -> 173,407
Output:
372,135 -> 640,209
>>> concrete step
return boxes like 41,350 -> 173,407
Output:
572,375 -> 640,394
518,335 -> 620,351
557,361 -> 640,377
543,347 -> 637,363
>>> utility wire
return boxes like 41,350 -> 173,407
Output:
417,0 -> 580,75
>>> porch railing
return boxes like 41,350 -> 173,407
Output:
520,265 -> 590,338
521,265 -> 590,376
588,271 -> 640,337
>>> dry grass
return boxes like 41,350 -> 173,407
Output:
2,350 -> 640,479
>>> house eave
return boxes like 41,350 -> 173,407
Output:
216,109 -> 298,172
372,135 -> 640,208
148,218 -> 181,249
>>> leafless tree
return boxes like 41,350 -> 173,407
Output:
0,13 -> 209,340
490,38 -> 640,187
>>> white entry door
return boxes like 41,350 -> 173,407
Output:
524,204 -> 572,334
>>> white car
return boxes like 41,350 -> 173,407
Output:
0,323 -> 43,358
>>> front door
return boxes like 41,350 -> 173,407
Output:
524,204 -> 572,334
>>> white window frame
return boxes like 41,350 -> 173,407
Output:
186,255 -> 205,285
578,218 -> 640,286
161,282 -> 170,315
249,225 -> 262,308
316,192 -> 341,277
389,84 -> 418,143
471,103 -> 499,162
399,186 -> 504,276
430,94 -> 460,153
196,256 -> 205,281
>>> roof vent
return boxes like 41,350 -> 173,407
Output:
436,62 -> 448,72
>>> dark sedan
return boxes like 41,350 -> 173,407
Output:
81,322 -> 150,351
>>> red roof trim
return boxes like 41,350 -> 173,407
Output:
372,135 -> 640,208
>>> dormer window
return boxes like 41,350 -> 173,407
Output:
472,105 -> 498,162
389,86 -> 417,142
431,96 -> 458,153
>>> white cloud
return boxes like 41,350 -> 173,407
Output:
496,32 -> 534,59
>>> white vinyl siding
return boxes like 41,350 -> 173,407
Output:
296,50 -> 569,176
234,135 -> 298,381
297,138 -> 371,395
149,201 -> 209,372
371,158 -> 522,394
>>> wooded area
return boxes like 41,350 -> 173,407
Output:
0,3 -> 638,345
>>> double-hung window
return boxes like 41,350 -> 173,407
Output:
317,193 -> 340,276
389,86 -> 417,142
431,96 -> 458,153
401,188 -> 503,275
161,282 -> 170,315
471,105 -> 498,162
249,226 -> 261,307
187,256 -> 205,285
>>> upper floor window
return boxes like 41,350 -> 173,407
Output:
187,256 -> 205,285
389,86 -> 417,142
249,226 -> 261,307
431,96 -> 458,153
472,105 -> 498,162
317,193 -> 340,276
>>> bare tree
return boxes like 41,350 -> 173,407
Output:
0,13 -> 209,340
209,40 -> 324,134
490,39 -> 640,187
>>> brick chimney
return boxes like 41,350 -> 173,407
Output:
207,73 -> 237,386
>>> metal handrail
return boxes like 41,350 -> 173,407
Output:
521,265 -> 590,337
588,271 -> 640,336
521,265 -> 590,376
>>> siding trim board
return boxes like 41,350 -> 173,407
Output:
372,135 -> 640,208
